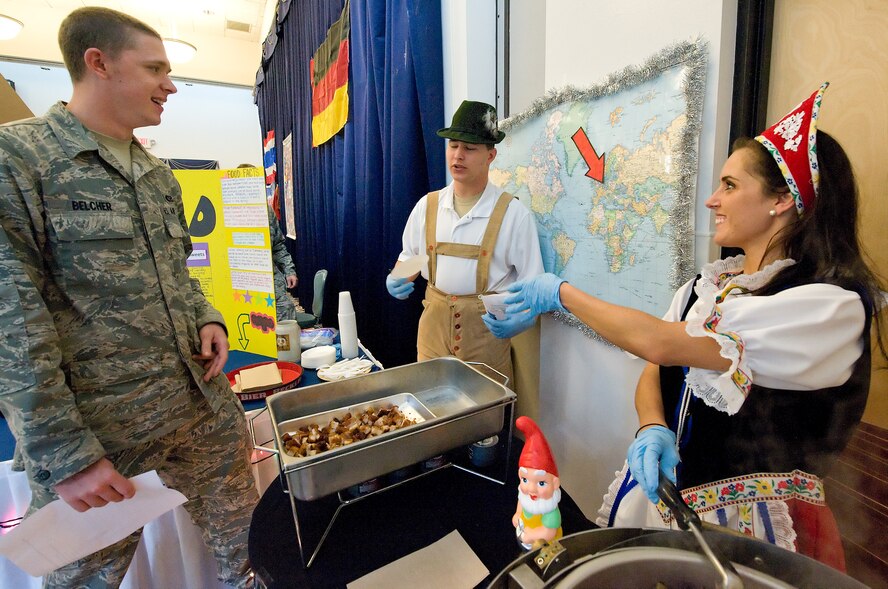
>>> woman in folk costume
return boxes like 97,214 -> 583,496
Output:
488,83 -> 885,570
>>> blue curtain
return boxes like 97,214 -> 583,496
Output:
255,0 -> 445,367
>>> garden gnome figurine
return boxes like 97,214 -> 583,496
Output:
513,416 -> 563,550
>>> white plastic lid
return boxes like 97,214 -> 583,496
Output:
301,345 -> 337,369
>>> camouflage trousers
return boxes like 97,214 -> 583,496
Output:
274,268 -> 297,322
32,396 -> 258,589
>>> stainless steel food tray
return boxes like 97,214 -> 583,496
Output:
276,392 -> 435,456
266,356 -> 516,500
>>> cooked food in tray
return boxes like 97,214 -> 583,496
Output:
281,404 -> 423,458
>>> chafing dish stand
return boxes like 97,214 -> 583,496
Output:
250,358 -> 517,569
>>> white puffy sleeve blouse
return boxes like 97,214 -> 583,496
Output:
674,256 -> 866,415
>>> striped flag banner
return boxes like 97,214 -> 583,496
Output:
310,0 -> 350,147
263,130 -> 276,184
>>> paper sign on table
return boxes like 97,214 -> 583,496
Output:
0,470 -> 187,577
347,530 -> 488,589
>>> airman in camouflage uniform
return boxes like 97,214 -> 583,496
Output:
268,205 -> 299,321
0,7 -> 256,588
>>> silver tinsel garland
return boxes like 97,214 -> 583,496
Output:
500,39 -> 708,345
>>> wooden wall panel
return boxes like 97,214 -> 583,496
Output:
768,0 -> 888,428
0,74 -> 34,124
825,423 -> 888,585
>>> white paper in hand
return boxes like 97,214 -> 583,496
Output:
390,254 -> 428,279
0,470 -> 187,577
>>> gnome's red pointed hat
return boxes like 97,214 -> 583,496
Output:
516,416 -> 558,476
755,82 -> 828,216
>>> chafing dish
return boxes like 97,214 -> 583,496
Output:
264,357 -> 516,501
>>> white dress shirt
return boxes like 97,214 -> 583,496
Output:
399,181 -> 544,295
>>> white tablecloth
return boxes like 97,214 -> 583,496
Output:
0,408 -> 279,589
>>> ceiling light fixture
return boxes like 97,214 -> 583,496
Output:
162,38 -> 197,63
0,14 -> 23,40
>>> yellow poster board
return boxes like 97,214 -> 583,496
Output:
174,168 -> 277,358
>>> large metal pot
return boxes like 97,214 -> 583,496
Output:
487,527 -> 868,588
491,477 -> 866,588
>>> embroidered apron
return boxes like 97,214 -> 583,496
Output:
417,191 -> 514,384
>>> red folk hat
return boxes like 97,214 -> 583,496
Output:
755,82 -> 829,215
516,416 -> 558,477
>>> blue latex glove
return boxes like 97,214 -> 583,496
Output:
482,310 -> 536,339
504,273 -> 567,316
385,274 -> 414,300
626,425 -> 680,504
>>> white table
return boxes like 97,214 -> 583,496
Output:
0,409 -> 279,589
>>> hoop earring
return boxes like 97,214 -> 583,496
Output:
769,209 -> 777,217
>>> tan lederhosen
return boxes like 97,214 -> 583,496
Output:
417,190 -> 515,384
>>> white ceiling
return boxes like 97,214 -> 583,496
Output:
0,0 -> 275,87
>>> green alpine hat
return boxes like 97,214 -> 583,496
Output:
437,100 -> 506,145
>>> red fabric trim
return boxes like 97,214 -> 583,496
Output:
310,1 -> 350,85
786,498 -> 846,573
272,186 -> 281,220
311,38 -> 349,116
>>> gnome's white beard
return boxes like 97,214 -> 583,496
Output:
518,487 -> 562,515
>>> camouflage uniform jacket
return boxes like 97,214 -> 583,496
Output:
0,102 -> 235,489
268,205 -> 295,277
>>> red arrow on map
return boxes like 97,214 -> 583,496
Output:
571,127 -> 605,183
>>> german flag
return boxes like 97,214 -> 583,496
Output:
311,0 -> 350,147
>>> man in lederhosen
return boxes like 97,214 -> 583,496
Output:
385,100 -> 543,383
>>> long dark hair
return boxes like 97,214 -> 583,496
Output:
736,132 -> 885,355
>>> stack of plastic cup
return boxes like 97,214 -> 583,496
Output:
338,291 -> 359,359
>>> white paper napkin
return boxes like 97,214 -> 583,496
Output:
347,530 -> 489,589
0,470 -> 187,577
480,292 -> 510,320
390,254 -> 429,279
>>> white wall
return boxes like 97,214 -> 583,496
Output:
537,0 -> 737,518
0,0 -> 263,87
444,1 -> 738,518
507,0 -> 546,115
441,0 -> 498,131
0,60 -> 262,168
